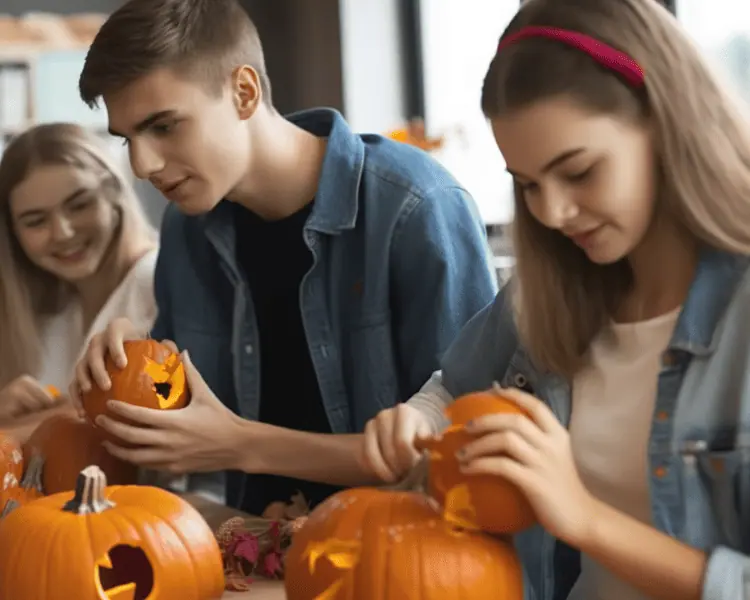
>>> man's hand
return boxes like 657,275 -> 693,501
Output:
93,350 -> 246,474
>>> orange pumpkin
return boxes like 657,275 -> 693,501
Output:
24,413 -> 138,495
0,465 -> 225,600
81,339 -> 190,428
0,431 -> 24,491
419,385 -> 537,534
0,453 -> 43,515
285,487 -> 523,600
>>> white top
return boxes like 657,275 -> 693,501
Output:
37,248 -> 159,392
567,307 -> 680,600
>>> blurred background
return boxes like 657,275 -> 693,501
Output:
0,0 -> 748,283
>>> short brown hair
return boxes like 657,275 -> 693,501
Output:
482,0 -> 750,377
79,0 -> 272,108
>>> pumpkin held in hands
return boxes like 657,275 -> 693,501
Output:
24,413 -> 138,495
285,487 -> 523,600
81,339 -> 190,425
0,431 -> 24,490
418,384 -> 537,534
0,465 -> 225,600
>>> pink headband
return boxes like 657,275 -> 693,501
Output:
498,26 -> 645,87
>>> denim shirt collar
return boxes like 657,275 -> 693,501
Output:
201,107 -> 363,243
670,248 -> 749,356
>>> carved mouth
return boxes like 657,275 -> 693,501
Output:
96,544 -> 154,600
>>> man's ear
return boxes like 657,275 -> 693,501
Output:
231,65 -> 262,120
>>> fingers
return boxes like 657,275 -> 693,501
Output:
180,351 -> 205,393
95,415 -> 166,447
465,412 -> 546,447
361,405 -> 431,484
76,319 -> 142,395
458,430 -> 538,467
86,334 -> 112,392
161,339 -> 179,353
493,386 -> 560,433
16,376 -> 59,414
363,418 -> 398,483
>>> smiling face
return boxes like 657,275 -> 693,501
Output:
9,164 -> 120,283
103,68 -> 255,215
491,96 -> 658,265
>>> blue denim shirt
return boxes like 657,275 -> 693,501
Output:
413,249 -> 750,600
149,108 -> 499,506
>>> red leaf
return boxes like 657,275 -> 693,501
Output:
228,532 -> 261,564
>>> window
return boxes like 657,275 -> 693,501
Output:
677,0 -> 750,105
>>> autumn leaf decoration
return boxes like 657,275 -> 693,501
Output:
215,493 -> 310,591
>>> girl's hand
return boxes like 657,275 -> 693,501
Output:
457,386 -> 597,547
0,375 -> 62,422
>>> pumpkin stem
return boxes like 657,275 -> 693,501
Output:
20,453 -> 44,494
62,465 -> 115,515
0,499 -> 19,518
492,381 -> 504,395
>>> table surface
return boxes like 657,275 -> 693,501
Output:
182,493 -> 286,600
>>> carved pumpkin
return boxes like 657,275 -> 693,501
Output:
0,432 -> 24,490
81,339 -> 190,427
419,384 -> 537,534
0,454 -> 43,515
0,465 -> 225,600
24,413 -> 138,495
285,487 -> 524,600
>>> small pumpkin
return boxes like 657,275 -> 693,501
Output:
0,431 -> 24,490
285,487 -> 524,600
419,384 -> 537,534
81,339 -> 190,427
0,464 -> 225,600
0,453 -> 43,514
24,413 -> 138,495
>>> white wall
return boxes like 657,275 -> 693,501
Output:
338,0 -> 406,133
420,0 -> 519,225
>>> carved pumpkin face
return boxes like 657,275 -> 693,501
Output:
23,413 -> 138,495
0,432 -> 23,490
0,465 -> 225,600
420,386 -> 537,534
82,339 -> 190,426
285,488 -> 524,600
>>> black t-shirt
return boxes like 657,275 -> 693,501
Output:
232,201 -> 342,515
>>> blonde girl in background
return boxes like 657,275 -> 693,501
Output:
0,123 -> 158,438
363,0 -> 750,598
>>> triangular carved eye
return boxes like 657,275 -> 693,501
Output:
97,544 -> 154,600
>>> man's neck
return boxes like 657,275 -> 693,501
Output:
228,113 -> 327,221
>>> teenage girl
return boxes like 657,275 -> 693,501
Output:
0,123 -> 157,438
362,0 -> 750,598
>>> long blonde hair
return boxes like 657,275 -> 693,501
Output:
481,0 -> 750,377
0,123 -> 156,387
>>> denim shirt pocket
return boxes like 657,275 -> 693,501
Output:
681,441 -> 750,550
342,311 -> 399,429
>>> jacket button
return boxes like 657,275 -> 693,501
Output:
244,344 -> 253,355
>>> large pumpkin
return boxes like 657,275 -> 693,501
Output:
81,339 -> 190,427
0,431 -> 24,490
419,385 -> 537,534
0,465 -> 224,600
285,487 -> 523,600
24,413 -> 138,494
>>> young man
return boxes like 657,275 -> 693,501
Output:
72,0 -> 498,514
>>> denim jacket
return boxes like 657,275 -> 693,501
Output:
409,249 -> 750,600
149,108 -> 498,507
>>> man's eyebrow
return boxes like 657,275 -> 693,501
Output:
108,110 -> 177,138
